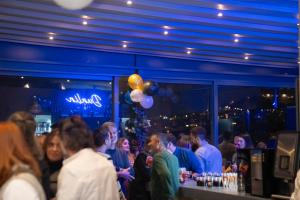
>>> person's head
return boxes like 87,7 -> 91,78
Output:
43,130 -> 63,162
8,111 -> 42,160
93,128 -> 112,149
0,122 -> 41,187
190,126 -> 207,146
99,122 -> 118,148
177,134 -> 191,150
165,134 -> 177,153
117,137 -> 130,153
148,133 -> 168,154
59,116 -> 94,156
234,136 -> 246,149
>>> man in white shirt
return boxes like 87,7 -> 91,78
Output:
56,116 -> 119,200
190,127 -> 222,173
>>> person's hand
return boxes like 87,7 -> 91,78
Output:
118,168 -> 135,181
146,156 -> 153,168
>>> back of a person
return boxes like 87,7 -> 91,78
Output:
57,148 -> 118,200
174,147 -> 203,173
1,171 -> 46,200
219,141 -> 236,162
197,143 -> 222,173
151,150 -> 179,200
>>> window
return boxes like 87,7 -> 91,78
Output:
218,86 -> 295,146
0,76 -> 112,133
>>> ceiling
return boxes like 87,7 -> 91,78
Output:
0,0 -> 298,71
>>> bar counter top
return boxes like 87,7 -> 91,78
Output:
178,180 -> 271,200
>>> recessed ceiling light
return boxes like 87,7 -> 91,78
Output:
49,36 -> 54,40
123,44 -> 128,48
82,20 -> 88,25
20,76 -> 24,79
244,56 -> 249,60
217,4 -> 224,10
82,15 -> 90,19
234,38 -> 239,43
217,12 -> 223,17
163,30 -> 169,35
163,25 -> 170,29
67,79 -> 70,82
297,23 -> 299,26
126,0 -> 133,5
298,61 -> 300,64
187,50 -> 191,54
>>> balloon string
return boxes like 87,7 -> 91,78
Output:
134,55 -> 139,74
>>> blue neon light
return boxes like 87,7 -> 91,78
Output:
65,93 -> 102,108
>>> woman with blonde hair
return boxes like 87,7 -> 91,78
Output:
0,122 -> 45,200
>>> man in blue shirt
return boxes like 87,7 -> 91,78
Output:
190,127 -> 222,173
166,134 -> 203,174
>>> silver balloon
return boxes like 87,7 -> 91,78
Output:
130,89 -> 144,102
140,95 -> 154,109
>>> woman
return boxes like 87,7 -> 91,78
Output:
8,111 -> 51,199
0,122 -> 45,200
117,137 -> 135,167
43,130 -> 63,198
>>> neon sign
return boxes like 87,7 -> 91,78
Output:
65,93 -> 102,108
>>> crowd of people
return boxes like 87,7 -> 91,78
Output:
0,111 -> 277,200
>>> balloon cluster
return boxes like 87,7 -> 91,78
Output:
127,74 -> 159,109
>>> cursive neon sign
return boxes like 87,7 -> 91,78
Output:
65,93 -> 102,108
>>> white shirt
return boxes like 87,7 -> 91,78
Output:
291,170 -> 300,200
56,148 -> 119,200
2,179 -> 40,200
195,140 -> 222,173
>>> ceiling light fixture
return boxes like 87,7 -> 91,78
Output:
49,36 -> 54,40
82,20 -> 88,25
217,4 -> 224,10
234,38 -> 239,43
123,44 -> 128,48
244,56 -> 249,60
163,30 -> 169,35
126,0 -> 133,5
217,12 -> 223,17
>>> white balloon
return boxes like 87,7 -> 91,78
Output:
54,0 -> 93,10
130,89 -> 144,102
140,95 -> 154,109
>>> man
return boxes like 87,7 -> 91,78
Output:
148,133 -> 179,200
190,126 -> 222,173
166,133 -> 203,174
56,116 -> 119,200
100,122 -> 134,196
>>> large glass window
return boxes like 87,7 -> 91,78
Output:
218,86 -> 296,146
0,76 -> 112,133
119,77 -> 211,143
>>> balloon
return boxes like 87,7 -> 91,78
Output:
128,74 -> 143,90
54,0 -> 93,10
130,89 -> 144,102
143,81 -> 159,96
140,95 -> 154,109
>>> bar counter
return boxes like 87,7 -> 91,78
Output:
178,180 -> 270,200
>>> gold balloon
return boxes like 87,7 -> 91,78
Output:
128,74 -> 144,90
